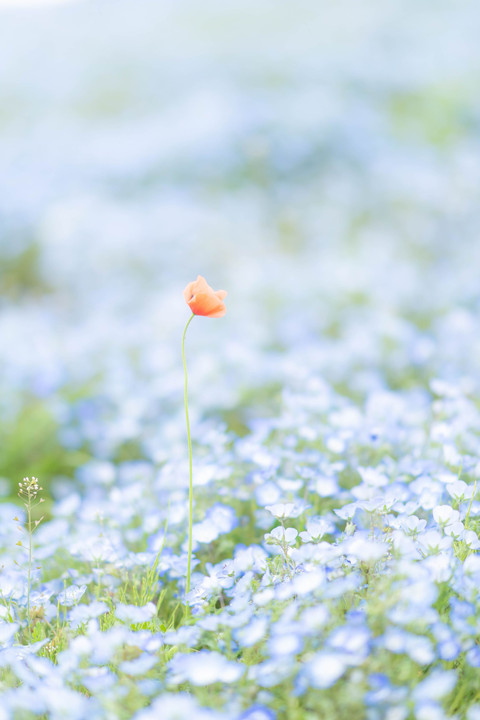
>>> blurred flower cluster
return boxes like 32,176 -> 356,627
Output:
1,0 -> 480,718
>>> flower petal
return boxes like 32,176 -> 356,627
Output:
187,292 -> 226,317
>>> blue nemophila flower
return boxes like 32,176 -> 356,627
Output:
464,530 -> 480,549
277,478 -> 304,494
289,569 -> 325,597
280,541 -> 323,574
205,601 -> 253,632
255,480 -> 282,506
449,598 -> 477,637
0,621 -> 19,644
0,565 -> 28,601
416,530 -> 452,555
300,605 -> 330,630
413,701 -> 449,720
430,378 -> 461,398
76,460 -> 116,487
354,496 -> 397,514
462,554 -> 480,586
421,553 -> 454,583
168,650 -> 243,685
382,629 -> 435,664
432,505 -> 461,528
397,515 -> 427,535
163,626 -> 200,647
69,532 -> 127,563
301,651 -> 348,689
410,475 -> 443,511
187,561 -> 235,607
466,646 -> 480,668
133,692 -> 226,720
431,622 -> 461,661
115,602 -> 156,624
34,519 -> 71,560
387,570 -> 438,624
247,658 -> 293,688
253,588 -> 276,607
136,679 -> 162,698
70,626 -> 132,666
231,570 -> 256,600
237,706 -> 276,720
191,462 -> 229,488
334,502 -> 358,521
192,503 -> 238,543
443,443 -> 463,467
323,574 -> 360,599
412,669 -> 457,703
53,493 -> 81,518
233,545 -> 268,574
357,466 -> 389,488
55,636 -> 90,675
328,623 -> 370,660
390,530 -> 417,559
365,673 -> 408,707
197,614 -> 222,632
29,588 -> 56,611
119,654 -> 158,676
79,666 -> 116,693
14,654 -> 56,688
1,687 -> 45,717
307,472 -> 339,497
343,532 -> 389,563
234,617 -> 269,648
268,631 -> 303,657
0,639 -> 49,669
446,479 -> 474,503
29,684 -> 92,720
299,517 -> 334,542
264,526 -> 298,545
57,584 -> 87,607
265,501 -> 310,519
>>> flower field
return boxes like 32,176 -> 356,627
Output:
2,1 -> 480,718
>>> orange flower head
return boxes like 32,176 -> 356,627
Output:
183,275 -> 227,318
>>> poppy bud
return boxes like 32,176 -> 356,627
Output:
183,275 -> 227,318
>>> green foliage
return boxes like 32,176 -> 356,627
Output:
0,242 -> 50,301
0,399 -> 87,502
389,85 -> 473,148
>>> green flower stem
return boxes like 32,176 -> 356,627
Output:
465,476 -> 477,529
182,313 -> 195,600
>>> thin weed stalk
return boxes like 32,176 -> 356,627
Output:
16,476 -> 45,641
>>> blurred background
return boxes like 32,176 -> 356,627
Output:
1,0 -> 480,500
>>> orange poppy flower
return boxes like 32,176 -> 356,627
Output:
183,275 -> 227,318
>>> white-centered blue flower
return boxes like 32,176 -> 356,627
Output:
168,651 -> 243,685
